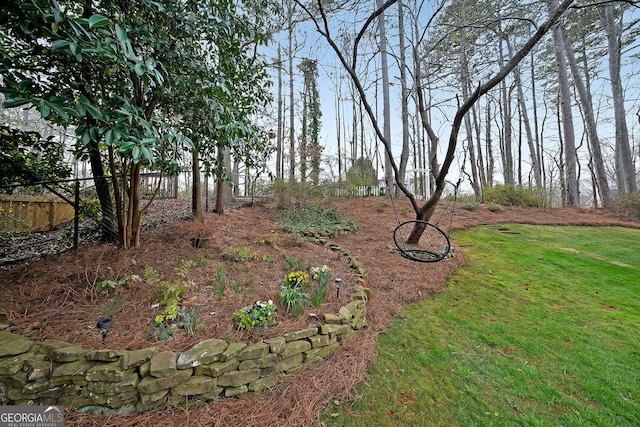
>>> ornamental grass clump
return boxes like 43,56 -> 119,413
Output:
310,265 -> 330,307
231,300 -> 278,331
280,270 -> 310,317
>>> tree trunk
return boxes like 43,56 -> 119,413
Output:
461,54 -> 481,202
225,147 -> 235,201
473,97 -> 486,191
288,1 -> 296,182
276,44 -> 283,179
214,146 -> 225,214
87,138 -> 117,243
396,0 -> 409,198
335,87 -> 342,183
552,19 -> 578,206
505,37 -> 541,189
600,5 -> 636,194
377,0 -> 393,196
560,25 -> 611,207
486,99 -> 494,186
300,69 -> 308,181
499,37 -> 514,185
129,162 -> 142,248
530,49 -> 543,193
192,149 -> 203,222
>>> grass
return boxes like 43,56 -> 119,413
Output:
322,225 -> 640,426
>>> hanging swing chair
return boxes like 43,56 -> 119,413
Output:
391,180 -> 460,263
393,220 -> 450,262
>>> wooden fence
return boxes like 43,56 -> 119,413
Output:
0,194 -> 74,232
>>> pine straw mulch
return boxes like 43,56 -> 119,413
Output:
2,196 -> 640,426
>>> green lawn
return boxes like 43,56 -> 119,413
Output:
322,225 -> 640,426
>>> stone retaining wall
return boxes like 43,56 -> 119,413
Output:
0,285 -> 369,414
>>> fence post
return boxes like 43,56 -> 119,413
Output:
74,179 -> 80,249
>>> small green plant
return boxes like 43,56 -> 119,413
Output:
488,202 -> 502,212
58,232 -> 72,249
279,268 -> 312,317
463,202 -> 478,211
177,307 -> 201,336
310,265 -> 331,307
280,232 -> 305,247
103,288 -> 128,319
214,265 -> 228,298
95,275 -> 137,295
146,320 -> 173,341
145,259 -> 195,323
95,273 -> 138,318
194,254 -> 208,267
262,254 -> 274,267
376,202 -> 387,213
231,300 -> 278,331
279,286 -> 309,317
222,246 -> 259,263
255,236 -> 269,245
285,256 -> 306,272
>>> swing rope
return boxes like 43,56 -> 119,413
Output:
435,178 -> 461,237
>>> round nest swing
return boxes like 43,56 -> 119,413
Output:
393,220 -> 451,263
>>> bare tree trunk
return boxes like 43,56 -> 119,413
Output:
600,5 -> 636,194
560,25 -> 611,207
486,99 -> 494,186
377,0 -> 393,196
499,37 -> 514,185
459,5 -> 481,201
225,147 -> 235,200
530,48 -> 543,192
505,37 -> 541,188
552,18 -> 578,206
396,0 -> 409,198
473,97 -> 486,190
335,88 -> 342,183
288,1 -> 296,182
461,59 -> 481,201
276,44 -> 283,180
300,67 -> 308,182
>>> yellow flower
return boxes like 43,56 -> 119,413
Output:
285,270 -> 309,287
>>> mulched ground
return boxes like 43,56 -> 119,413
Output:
1,196 -> 639,426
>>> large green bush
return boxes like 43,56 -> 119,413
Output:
484,184 -> 543,207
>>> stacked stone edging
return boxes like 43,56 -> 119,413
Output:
0,285 -> 369,414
